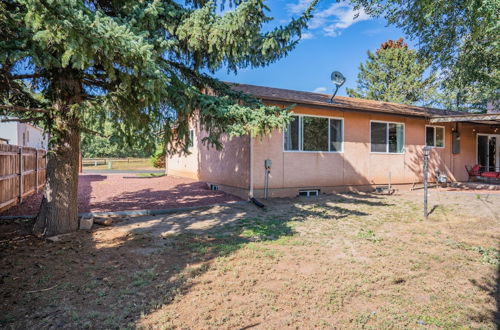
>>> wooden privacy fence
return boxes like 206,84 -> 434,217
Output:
0,144 -> 46,212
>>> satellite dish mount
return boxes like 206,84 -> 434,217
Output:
330,71 -> 346,103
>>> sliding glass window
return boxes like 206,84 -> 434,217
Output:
425,126 -> 445,148
370,121 -> 405,153
284,115 -> 343,152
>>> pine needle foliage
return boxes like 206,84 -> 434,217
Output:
0,0 -> 318,154
347,38 -> 437,106
350,0 -> 499,112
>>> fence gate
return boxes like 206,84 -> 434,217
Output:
0,144 -> 46,212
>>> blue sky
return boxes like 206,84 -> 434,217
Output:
214,0 -> 410,97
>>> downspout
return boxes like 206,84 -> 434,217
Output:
249,135 -> 254,198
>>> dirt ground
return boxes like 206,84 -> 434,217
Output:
1,174 -> 240,217
0,190 -> 499,329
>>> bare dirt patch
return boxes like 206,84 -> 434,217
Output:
0,191 -> 499,329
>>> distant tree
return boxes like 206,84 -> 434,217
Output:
0,0 -> 317,236
350,0 -> 499,112
347,38 -> 437,105
80,121 -> 154,158
431,81 -> 488,113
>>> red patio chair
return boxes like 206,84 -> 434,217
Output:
465,164 -> 481,181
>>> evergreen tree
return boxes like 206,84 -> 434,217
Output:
346,38 -> 437,105
80,121 -> 156,158
350,0 -> 499,112
0,0 -> 317,235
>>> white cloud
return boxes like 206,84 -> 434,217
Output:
313,87 -> 327,93
322,4 -> 370,37
301,32 -> 315,40
288,1 -> 371,37
287,0 -> 314,15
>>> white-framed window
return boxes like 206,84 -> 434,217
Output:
425,126 -> 445,148
370,121 -> 405,153
284,115 -> 343,152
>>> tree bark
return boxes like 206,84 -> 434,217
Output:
33,70 -> 82,236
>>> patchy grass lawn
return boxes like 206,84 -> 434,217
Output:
0,191 -> 499,329
83,158 -> 157,171
135,172 -> 166,178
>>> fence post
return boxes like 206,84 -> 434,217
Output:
79,152 -> 83,173
35,149 -> 39,192
18,147 -> 23,203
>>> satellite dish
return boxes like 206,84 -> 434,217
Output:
330,71 -> 346,102
331,71 -> 346,87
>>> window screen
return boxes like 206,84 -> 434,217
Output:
284,116 -> 300,151
435,127 -> 444,147
329,119 -> 343,152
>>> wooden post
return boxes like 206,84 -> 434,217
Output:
18,147 -> 23,203
79,152 -> 83,173
35,149 -> 39,192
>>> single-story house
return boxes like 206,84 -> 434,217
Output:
167,83 -> 500,198
0,116 -> 49,149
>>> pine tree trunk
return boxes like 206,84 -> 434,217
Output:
33,70 -> 82,236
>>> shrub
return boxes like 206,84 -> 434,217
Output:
150,145 -> 166,168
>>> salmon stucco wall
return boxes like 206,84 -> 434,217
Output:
168,103 -> 498,198
251,103 -> 497,195
167,118 -> 250,190
166,118 -> 200,180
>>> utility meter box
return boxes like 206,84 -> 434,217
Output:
264,159 -> 272,169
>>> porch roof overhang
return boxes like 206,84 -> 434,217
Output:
429,113 -> 500,126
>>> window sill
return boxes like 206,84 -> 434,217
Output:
283,150 -> 344,154
369,152 -> 406,155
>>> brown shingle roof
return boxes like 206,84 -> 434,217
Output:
230,83 -> 460,118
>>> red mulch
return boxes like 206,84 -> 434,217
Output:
0,174 -> 241,216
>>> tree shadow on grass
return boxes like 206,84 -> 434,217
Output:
0,192 -> 389,328
467,242 -> 500,327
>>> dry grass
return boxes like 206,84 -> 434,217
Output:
83,158 -> 158,170
0,190 -> 499,329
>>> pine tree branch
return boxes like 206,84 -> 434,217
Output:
81,127 -> 108,138
9,73 -> 46,80
1,116 -> 45,123
0,105 -> 48,113
83,78 -> 115,90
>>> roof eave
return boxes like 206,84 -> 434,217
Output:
257,95 -> 436,120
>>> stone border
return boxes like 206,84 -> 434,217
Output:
0,200 -> 249,220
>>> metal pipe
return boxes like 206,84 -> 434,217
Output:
249,136 -> 254,198
423,146 -> 430,219
264,169 -> 269,199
